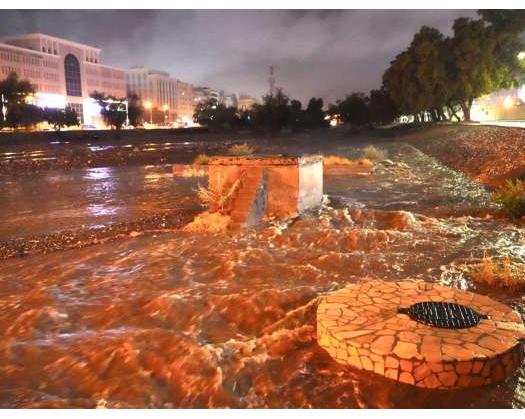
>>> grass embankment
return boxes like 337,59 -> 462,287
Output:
400,124 -> 525,188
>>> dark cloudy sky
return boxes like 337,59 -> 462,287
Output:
0,10 -> 477,104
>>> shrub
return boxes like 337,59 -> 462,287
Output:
194,176 -> 244,214
492,179 -> 525,219
323,155 -> 373,167
362,145 -> 387,162
193,154 -> 210,165
467,256 -> 525,290
227,143 -> 255,155
323,155 -> 353,166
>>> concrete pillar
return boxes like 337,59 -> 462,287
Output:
207,155 -> 323,228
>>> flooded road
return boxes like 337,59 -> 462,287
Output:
0,165 -> 200,240
0,140 -> 524,408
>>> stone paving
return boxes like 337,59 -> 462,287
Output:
317,280 -> 525,390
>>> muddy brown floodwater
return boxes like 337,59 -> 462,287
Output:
0,138 -> 524,408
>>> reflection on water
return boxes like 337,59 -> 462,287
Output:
0,142 -> 524,408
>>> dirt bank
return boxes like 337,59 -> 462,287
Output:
400,124 -> 525,187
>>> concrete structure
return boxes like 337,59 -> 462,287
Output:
207,155 -> 323,228
126,66 -> 194,126
0,33 -> 126,126
237,94 -> 258,111
317,280 -> 525,389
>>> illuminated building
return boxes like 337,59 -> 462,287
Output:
237,94 -> 258,111
222,92 -> 238,108
126,67 -> 194,126
193,86 -> 223,105
0,33 -> 126,127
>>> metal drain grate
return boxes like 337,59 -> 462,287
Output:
398,301 -> 488,329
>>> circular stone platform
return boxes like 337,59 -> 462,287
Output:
317,281 -> 525,389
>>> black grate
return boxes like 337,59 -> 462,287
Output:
398,301 -> 488,329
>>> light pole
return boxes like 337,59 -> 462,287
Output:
145,101 -> 152,125
163,104 -> 169,126
1,93 -> 7,122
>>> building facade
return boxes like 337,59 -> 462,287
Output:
0,33 -> 127,126
193,86 -> 224,105
237,94 -> 258,111
126,66 -> 194,126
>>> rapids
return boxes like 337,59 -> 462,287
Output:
0,140 -> 524,408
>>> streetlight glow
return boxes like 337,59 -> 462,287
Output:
144,100 -> 153,125
503,95 -> 514,109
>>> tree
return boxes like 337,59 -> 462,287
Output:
383,27 -> 449,122
90,91 -> 127,129
304,97 -> 327,128
127,92 -> 143,127
336,93 -> 370,126
287,99 -> 304,131
251,89 -> 291,132
193,98 -> 239,130
447,17 -> 506,121
477,10 -> 525,86
43,107 -> 79,131
0,72 -> 42,129
368,89 -> 397,125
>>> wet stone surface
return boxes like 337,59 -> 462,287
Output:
317,281 -> 525,389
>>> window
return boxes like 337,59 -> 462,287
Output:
64,54 -> 82,97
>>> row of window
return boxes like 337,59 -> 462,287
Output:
43,59 -> 59,69
0,52 -> 42,67
1,66 -> 17,75
41,46 -> 58,55
44,72 -> 59,81
41,84 -> 61,93
85,66 -> 125,80
23,69 -> 40,79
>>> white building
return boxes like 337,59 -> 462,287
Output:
0,33 -> 127,127
126,66 -> 194,125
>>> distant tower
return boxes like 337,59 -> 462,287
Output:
268,65 -> 276,96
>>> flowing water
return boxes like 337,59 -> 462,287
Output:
0,140 -> 524,408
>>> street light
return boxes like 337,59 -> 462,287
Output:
1,93 -> 7,121
144,100 -> 152,125
163,104 -> 169,126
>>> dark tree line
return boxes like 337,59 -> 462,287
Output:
194,89 -> 328,132
327,10 -> 525,126
0,73 -> 79,130
382,10 -> 525,122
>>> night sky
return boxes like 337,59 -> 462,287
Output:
0,9 -> 477,104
